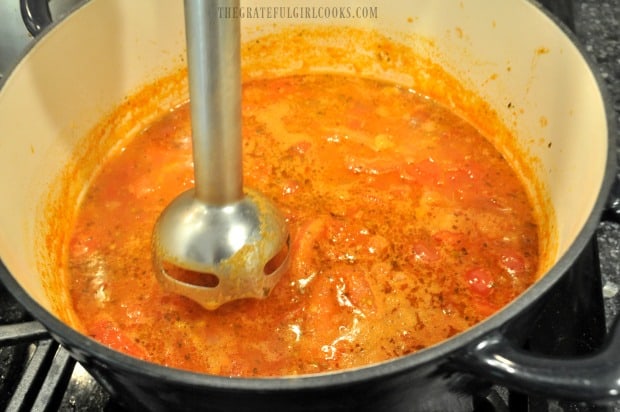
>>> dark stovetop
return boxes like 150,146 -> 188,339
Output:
575,0 -> 620,326
0,1 -> 619,411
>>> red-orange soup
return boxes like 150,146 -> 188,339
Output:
66,74 -> 539,376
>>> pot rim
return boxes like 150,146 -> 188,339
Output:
0,0 -> 616,392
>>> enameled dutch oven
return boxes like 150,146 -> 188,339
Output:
0,0 -> 618,411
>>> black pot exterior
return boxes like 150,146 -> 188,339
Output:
50,329 -> 487,412
82,360 -> 474,412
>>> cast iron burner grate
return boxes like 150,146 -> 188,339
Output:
0,237 -> 613,412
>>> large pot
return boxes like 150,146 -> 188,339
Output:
0,0 -> 617,411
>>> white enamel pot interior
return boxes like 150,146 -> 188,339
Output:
0,0 -> 615,409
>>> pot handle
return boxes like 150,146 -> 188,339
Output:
457,316 -> 620,402
20,0 -> 53,36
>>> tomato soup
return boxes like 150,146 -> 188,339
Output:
66,74 -> 539,376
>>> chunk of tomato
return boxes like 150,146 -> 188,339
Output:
402,158 -> 442,185
464,267 -> 494,297
339,268 -> 377,315
499,251 -> 526,276
89,320 -> 148,359
289,216 -> 329,280
287,141 -> 312,155
408,242 -> 440,264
